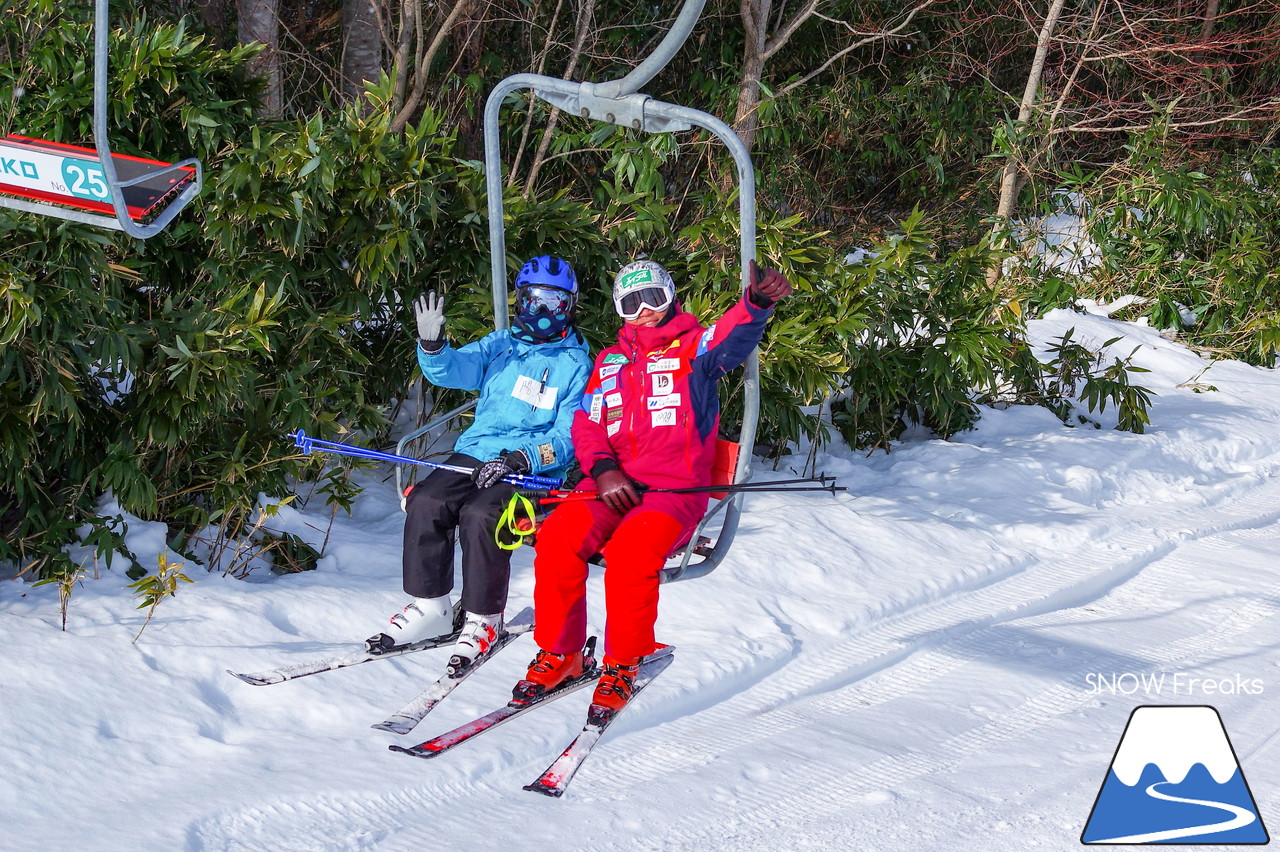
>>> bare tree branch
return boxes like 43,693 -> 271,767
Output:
1054,99 -> 1280,134
994,0 -> 1067,223
775,0 -> 939,99
526,0 -> 597,194
390,0 -> 473,133
510,0 -> 567,186
762,0 -> 818,62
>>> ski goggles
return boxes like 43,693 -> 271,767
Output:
614,285 -> 674,320
517,285 -> 575,315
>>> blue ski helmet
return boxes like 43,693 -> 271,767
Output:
515,255 -> 579,298
513,255 -> 578,342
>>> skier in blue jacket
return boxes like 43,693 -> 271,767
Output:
367,256 -> 592,673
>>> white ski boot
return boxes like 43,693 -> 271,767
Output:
447,611 -> 504,675
365,595 -> 455,653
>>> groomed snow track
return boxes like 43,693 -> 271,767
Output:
189,461 -> 1280,852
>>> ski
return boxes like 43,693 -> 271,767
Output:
524,645 -> 675,798
389,638 -> 599,761
226,606 -> 529,687
372,607 -> 536,735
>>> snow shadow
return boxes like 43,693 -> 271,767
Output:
908,622 -> 1160,686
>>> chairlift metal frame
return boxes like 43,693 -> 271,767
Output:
396,0 -> 760,583
0,0 -> 201,238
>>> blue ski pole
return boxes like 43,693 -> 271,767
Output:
289,430 -> 562,490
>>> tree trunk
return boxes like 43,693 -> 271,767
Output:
987,0 -> 1066,291
342,0 -> 383,109
391,0 -> 415,109
390,0 -> 472,134
993,0 -> 1067,223
524,0 -> 596,194
1200,0 -> 1221,40
733,0 -> 771,150
238,0 -> 283,117
197,0 -> 229,40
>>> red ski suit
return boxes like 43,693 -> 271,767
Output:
533,295 -> 774,659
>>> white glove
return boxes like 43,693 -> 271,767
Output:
414,291 -> 446,349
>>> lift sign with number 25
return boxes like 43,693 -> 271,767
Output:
61,159 -> 111,202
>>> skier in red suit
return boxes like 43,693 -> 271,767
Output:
515,258 -> 793,715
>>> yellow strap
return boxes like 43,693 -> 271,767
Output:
495,492 -> 538,550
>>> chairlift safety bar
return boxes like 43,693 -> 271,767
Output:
0,0 -> 202,237
0,135 -> 197,224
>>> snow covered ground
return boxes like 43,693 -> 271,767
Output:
3,306 -> 1278,851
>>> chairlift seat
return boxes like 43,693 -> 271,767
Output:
0,134 -> 197,221
397,0 -> 750,582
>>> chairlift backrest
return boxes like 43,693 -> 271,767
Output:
0,0 -> 201,238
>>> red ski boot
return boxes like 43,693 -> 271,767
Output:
511,649 -> 585,704
588,655 -> 640,722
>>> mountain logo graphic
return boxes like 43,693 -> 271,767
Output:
1082,705 -> 1270,845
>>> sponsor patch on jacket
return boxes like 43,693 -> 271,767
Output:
605,392 -> 622,408
588,393 -> 603,422
607,421 -> 622,436
651,409 -> 677,427
652,373 -> 674,396
536,443 -> 556,466
647,394 -> 681,410
512,375 -> 557,409
603,353 -> 628,365
606,407 -> 623,423
599,364 -> 623,378
697,325 -> 716,355
600,376 -> 617,393
648,358 -> 681,373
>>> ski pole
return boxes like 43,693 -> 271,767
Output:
534,479 -> 845,505
289,430 -> 563,490
676,477 -> 843,491
688,475 -> 837,488
535,476 -> 844,498
525,473 -> 838,496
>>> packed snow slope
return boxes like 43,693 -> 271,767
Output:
2,307 -> 1279,852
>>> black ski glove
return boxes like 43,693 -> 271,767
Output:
747,260 -> 793,309
472,450 -> 530,488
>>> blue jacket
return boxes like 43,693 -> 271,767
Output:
417,329 -> 592,477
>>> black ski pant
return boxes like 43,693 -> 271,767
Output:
401,453 -> 515,615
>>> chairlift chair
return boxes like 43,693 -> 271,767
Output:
0,0 -> 201,238
397,0 -> 761,584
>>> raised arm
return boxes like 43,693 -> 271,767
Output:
694,262 -> 793,377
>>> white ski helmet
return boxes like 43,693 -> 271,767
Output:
613,260 -> 676,319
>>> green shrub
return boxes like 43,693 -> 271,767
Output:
1,17 -> 497,578
827,211 -> 1034,449
1,3 -> 263,577
1081,140 -> 1280,366
5,2 -> 1190,589
1037,328 -> 1153,433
